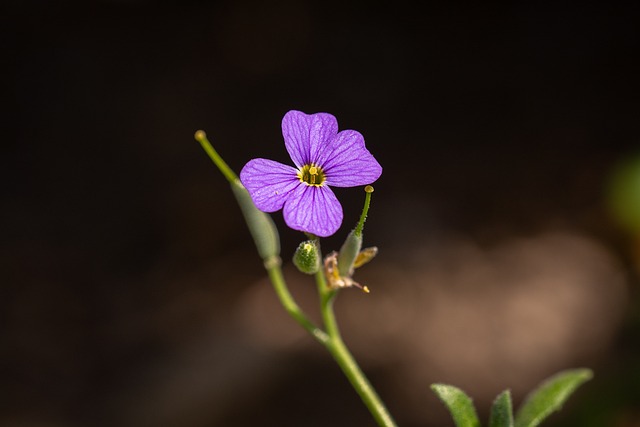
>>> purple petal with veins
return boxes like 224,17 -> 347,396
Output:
282,110 -> 338,168
283,184 -> 343,237
319,130 -> 382,187
240,158 -> 300,212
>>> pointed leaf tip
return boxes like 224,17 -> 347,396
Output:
490,390 -> 514,427
431,384 -> 481,427
514,368 -> 593,427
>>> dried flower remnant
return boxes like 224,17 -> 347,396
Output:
240,110 -> 382,237
324,248 -> 378,293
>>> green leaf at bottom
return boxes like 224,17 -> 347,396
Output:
431,384 -> 481,427
514,368 -> 593,427
490,390 -> 514,427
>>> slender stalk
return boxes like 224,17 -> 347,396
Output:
265,258 -> 330,345
195,130 -> 238,183
315,260 -> 398,427
354,185 -> 374,237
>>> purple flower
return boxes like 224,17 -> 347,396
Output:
240,110 -> 382,237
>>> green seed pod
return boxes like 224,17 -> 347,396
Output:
337,229 -> 363,277
231,180 -> 280,261
293,240 -> 320,274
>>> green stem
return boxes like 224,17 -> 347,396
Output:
265,257 -> 330,345
315,262 -> 397,427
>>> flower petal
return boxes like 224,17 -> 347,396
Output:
316,130 -> 383,187
282,110 -> 339,168
240,158 -> 300,212
283,184 -> 343,237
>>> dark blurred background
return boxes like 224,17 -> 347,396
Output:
3,1 -> 640,426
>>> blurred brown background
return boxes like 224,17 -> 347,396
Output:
3,1 -> 640,426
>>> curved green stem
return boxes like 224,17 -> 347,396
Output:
315,262 -> 397,427
354,185 -> 374,237
265,258 -> 329,345
195,130 -> 238,183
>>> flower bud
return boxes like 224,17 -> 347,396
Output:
293,240 -> 320,274
337,229 -> 362,277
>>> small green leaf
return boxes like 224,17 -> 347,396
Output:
489,390 -> 514,427
515,368 -> 593,427
431,384 -> 481,427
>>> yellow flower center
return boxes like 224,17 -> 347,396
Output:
298,164 -> 326,186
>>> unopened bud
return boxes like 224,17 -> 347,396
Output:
293,240 -> 320,274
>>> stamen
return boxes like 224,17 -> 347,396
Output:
299,164 -> 326,186
309,166 -> 318,184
